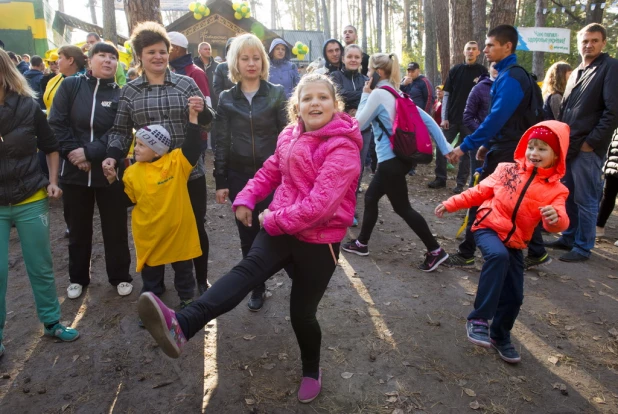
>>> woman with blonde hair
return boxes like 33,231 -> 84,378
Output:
541,62 -> 572,120
102,21 -> 214,302
0,49 -> 80,358
213,33 -> 288,311
342,53 -> 454,272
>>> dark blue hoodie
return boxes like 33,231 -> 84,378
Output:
16,60 -> 30,74
322,39 -> 343,74
24,68 -> 45,109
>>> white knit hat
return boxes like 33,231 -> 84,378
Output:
135,125 -> 171,155
168,32 -> 189,49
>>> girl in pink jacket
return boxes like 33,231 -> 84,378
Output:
138,74 -> 362,404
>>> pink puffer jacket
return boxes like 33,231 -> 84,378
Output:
232,112 -> 362,244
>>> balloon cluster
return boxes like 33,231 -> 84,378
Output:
292,42 -> 309,60
189,2 -> 211,20
123,41 -> 132,56
232,2 -> 251,19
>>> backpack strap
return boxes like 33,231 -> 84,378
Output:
375,86 -> 399,140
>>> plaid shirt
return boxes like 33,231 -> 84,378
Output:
106,69 -> 212,179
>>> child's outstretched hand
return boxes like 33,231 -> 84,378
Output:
435,203 -> 447,218
539,205 -> 559,225
187,96 -> 203,123
236,206 -> 253,227
103,164 -> 117,184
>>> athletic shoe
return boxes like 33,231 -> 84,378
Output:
466,319 -> 490,348
559,250 -> 589,262
247,290 -> 265,312
341,239 -> 369,256
544,239 -> 571,250
179,299 -> 193,310
524,253 -> 552,270
43,323 -> 80,342
490,339 -> 521,363
408,168 -> 416,176
418,248 -> 448,272
138,292 -> 186,358
444,253 -> 475,268
452,185 -> 465,194
298,369 -> 322,403
197,282 -> 210,296
67,283 -> 83,299
427,179 -> 446,189
117,282 -> 133,296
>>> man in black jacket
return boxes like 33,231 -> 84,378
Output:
342,25 -> 369,75
194,41 -> 219,109
323,39 -> 343,74
546,23 -> 618,262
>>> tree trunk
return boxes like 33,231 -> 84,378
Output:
271,0 -> 277,29
361,0 -> 368,51
449,0 -> 472,68
376,0 -> 382,52
124,0 -> 162,34
249,0 -> 257,21
300,0 -> 306,30
314,0 -> 321,31
322,0 -> 330,38
384,0 -> 391,51
424,0 -> 438,86
103,0 -> 117,45
488,0 -> 516,28
333,0 -> 338,39
585,3 -> 604,24
89,0 -> 98,25
402,0 -> 411,50
472,0 -> 487,64
58,0 -> 64,12
532,0 -> 546,79
433,0 -> 450,83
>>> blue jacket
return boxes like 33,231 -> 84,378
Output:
400,75 -> 433,114
16,60 -> 29,74
462,73 -> 493,133
268,38 -> 299,98
24,69 -> 45,109
460,54 -> 534,153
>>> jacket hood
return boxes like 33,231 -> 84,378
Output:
269,38 -> 291,61
295,111 -> 362,150
23,69 -> 43,80
322,39 -> 343,71
477,73 -> 493,85
225,37 -> 235,55
16,61 -> 30,73
514,120 -> 570,181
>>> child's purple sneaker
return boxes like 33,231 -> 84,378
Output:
138,292 -> 187,358
298,369 -> 322,403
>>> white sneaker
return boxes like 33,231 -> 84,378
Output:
614,240 -> 618,247
117,282 -> 133,296
67,283 -> 83,299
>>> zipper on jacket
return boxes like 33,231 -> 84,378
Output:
503,167 -> 537,244
249,106 -> 256,172
88,79 -> 100,187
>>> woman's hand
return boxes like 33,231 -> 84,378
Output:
258,208 -> 271,227
363,80 -> 373,94
68,148 -> 87,165
216,189 -> 229,204
103,164 -> 117,183
102,158 -> 117,171
435,203 -> 447,218
47,183 -> 63,199
236,206 -> 253,227
77,161 -> 91,172
188,96 -> 204,113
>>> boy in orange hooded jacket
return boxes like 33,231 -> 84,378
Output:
435,120 -> 570,363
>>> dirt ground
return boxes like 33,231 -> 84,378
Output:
1,154 -> 617,414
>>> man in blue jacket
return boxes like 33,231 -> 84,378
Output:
23,55 -> 46,109
447,24 -> 550,270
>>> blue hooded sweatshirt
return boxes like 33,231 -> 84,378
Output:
268,38 -> 299,98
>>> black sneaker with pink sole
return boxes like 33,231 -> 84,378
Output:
418,248 -> 448,272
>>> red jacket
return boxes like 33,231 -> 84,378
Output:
443,120 -> 570,249
185,63 -> 210,98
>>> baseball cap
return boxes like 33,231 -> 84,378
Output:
407,62 -> 420,71
168,32 -> 189,49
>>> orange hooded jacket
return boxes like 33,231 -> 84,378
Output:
443,120 -> 570,249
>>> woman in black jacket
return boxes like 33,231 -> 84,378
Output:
48,42 -> 132,300
330,44 -> 371,225
213,33 -> 287,312
0,49 -> 79,356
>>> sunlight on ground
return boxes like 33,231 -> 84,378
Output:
339,255 -> 398,349
108,382 -> 123,413
202,319 -> 218,412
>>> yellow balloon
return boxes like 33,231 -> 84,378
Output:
232,2 -> 240,10
197,4 -> 205,12
297,54 -> 305,60
234,11 -> 242,19
245,11 -> 251,18
204,7 -> 210,16
194,12 -> 203,19
188,2 -> 196,11
292,46 -> 299,55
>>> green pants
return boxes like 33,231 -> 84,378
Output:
0,198 -> 61,343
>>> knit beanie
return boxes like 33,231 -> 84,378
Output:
527,126 -> 560,157
135,125 -> 171,156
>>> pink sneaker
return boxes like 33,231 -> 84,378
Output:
138,292 -> 187,358
297,369 -> 322,403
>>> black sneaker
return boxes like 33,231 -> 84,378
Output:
247,290 -> 265,312
197,282 -> 211,296
544,239 -> 571,250
179,299 -> 193,310
418,248 -> 448,272
524,253 -> 552,270
466,319 -> 491,348
444,253 -> 475,268
452,185 -> 465,194
490,339 -> 521,363
341,239 -> 369,256
428,179 -> 446,189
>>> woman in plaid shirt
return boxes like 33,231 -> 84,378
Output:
103,22 -> 214,297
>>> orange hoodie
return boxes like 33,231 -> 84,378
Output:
443,120 -> 570,249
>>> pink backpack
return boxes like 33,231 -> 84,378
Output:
375,85 -> 433,164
